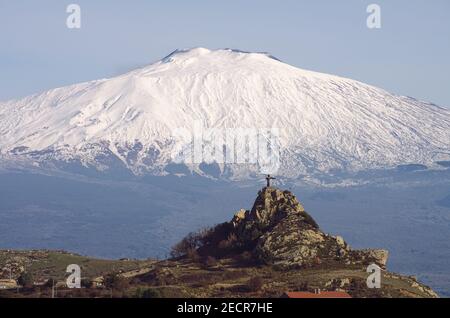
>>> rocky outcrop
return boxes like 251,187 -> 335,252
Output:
0,250 -> 63,279
205,187 -> 389,269
352,249 -> 389,268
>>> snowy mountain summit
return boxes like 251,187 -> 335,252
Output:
1,48 -> 450,179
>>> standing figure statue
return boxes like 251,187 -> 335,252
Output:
265,174 -> 276,188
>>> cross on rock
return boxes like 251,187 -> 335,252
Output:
265,174 -> 276,188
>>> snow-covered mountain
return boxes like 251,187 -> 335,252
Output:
1,48 -> 450,179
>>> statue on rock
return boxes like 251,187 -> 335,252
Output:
265,174 -> 276,188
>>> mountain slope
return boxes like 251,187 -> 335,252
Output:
1,48 -> 449,178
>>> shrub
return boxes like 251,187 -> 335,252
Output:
236,251 -> 256,266
186,248 -> 200,262
204,256 -> 218,267
140,266 -> 178,286
348,278 -> 383,298
302,211 -> 319,229
142,288 -> 162,298
134,287 -> 188,298
134,287 -> 162,298
104,273 -> 129,290
81,278 -> 93,288
297,281 -> 309,291
204,223 -> 233,245
17,272 -> 34,288
246,276 -> 264,292
218,233 -> 238,250
170,228 -> 211,258
43,278 -> 55,288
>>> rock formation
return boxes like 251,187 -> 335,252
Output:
201,187 -> 389,269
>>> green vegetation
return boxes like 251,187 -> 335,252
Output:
104,273 -> 129,290
17,272 -> 33,288
0,249 -> 437,298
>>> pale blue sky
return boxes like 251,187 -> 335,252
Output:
0,0 -> 449,107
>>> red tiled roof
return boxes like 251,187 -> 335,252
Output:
283,291 -> 352,298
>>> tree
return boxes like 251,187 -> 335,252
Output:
17,272 -> 34,288
81,278 -> 93,288
170,229 -> 209,258
104,273 -> 129,290
43,278 -> 56,288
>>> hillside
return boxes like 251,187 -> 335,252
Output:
0,187 -> 438,298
